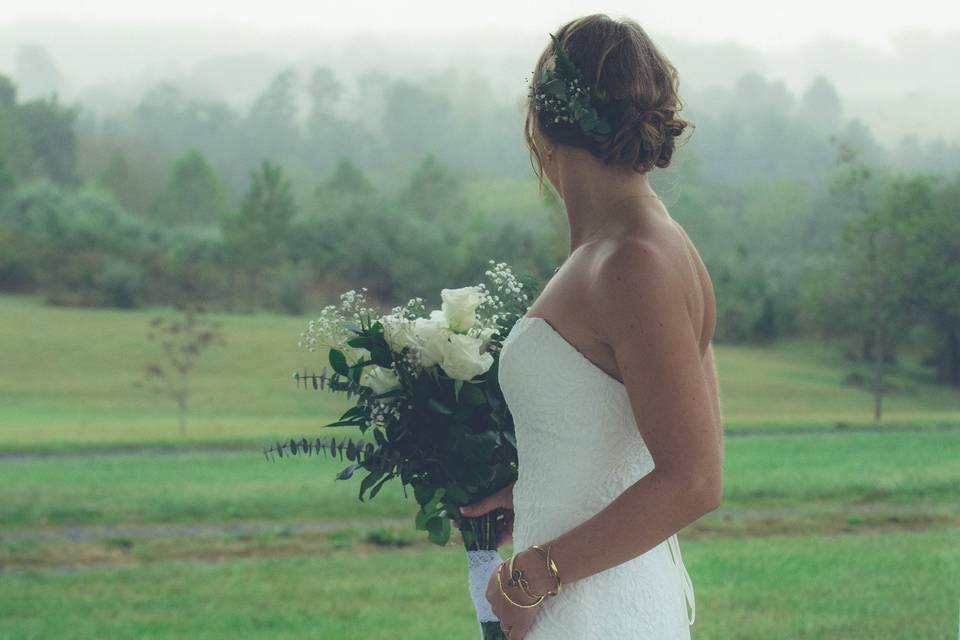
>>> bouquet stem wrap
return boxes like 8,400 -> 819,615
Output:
460,510 -> 507,640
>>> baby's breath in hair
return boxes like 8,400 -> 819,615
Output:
529,33 -> 614,143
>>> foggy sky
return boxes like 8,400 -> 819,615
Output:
1,0 -> 959,50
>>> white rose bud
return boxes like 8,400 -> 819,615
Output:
361,365 -> 402,401
439,333 -> 494,381
441,286 -> 483,333
414,310 -> 451,367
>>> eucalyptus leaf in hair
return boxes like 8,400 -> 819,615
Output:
530,33 -> 614,143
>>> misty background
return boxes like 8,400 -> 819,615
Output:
1,9 -> 959,367
2,7 -> 960,639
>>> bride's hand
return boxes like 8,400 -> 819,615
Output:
485,558 -> 542,640
450,481 -> 515,547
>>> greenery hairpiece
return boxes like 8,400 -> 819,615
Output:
530,33 -> 615,143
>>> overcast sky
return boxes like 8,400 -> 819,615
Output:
1,0 -> 958,50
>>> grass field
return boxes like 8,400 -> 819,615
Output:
2,531 -> 958,640
1,293 -> 959,639
2,294 -> 959,451
1,430 -> 958,531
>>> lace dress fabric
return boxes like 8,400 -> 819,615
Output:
498,315 -> 695,639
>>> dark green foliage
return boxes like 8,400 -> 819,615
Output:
94,150 -> 150,215
381,80 -> 454,165
221,159 -> 297,309
396,155 -> 468,222
95,258 -> 144,309
276,266 -> 309,316
0,180 -> 159,305
795,142 -> 960,417
0,74 -> 15,108
244,68 -> 300,160
151,148 -> 231,224
313,158 -> 374,208
713,244 -> 790,344
800,75 -> 843,133
0,153 -> 15,201
890,172 -> 960,386
16,94 -> 79,186
290,156 -> 471,302
0,226 -> 36,290
0,75 -> 58,186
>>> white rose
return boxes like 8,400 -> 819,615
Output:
380,313 -> 418,352
361,365 -> 402,401
441,286 -> 483,333
439,333 -> 494,381
414,310 -> 451,367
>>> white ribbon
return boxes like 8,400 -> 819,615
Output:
466,549 -> 503,623
666,533 -> 696,626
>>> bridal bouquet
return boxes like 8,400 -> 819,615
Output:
266,261 -> 538,640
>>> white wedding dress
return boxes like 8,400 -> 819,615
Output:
497,314 -> 696,639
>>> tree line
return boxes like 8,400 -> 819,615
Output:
0,68 -> 958,394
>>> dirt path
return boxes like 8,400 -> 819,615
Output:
2,504 -> 955,544
0,516 -> 412,543
2,423 -> 957,461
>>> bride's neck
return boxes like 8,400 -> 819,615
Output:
554,153 -> 666,253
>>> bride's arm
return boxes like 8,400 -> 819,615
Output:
515,237 -> 723,594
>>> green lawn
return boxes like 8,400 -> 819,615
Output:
1,529 -> 957,640
2,294 -> 959,451
2,294 -> 960,639
0,294 -> 347,450
714,336 -> 960,426
1,430 -> 957,530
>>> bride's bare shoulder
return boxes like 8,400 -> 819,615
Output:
590,219 -> 712,352
590,231 -> 683,315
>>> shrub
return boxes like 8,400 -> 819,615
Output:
95,258 -> 145,308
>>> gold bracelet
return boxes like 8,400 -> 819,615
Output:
508,552 -> 545,600
496,562 -> 545,608
530,543 -> 563,596
544,543 -> 562,595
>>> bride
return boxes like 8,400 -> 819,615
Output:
452,13 -> 723,639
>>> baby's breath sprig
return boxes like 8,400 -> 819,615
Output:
390,296 -> 427,322
476,260 -> 539,336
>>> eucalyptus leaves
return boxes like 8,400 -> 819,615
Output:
531,33 -> 615,144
